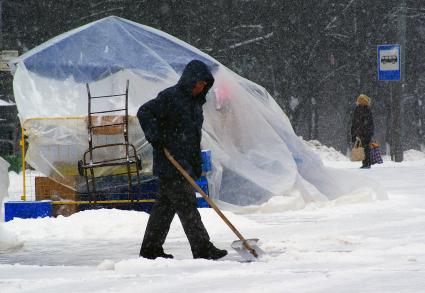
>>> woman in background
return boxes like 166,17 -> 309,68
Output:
351,94 -> 374,169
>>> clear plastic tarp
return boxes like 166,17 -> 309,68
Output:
11,16 -> 386,210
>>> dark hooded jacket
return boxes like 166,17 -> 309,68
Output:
137,60 -> 214,180
351,105 -> 374,142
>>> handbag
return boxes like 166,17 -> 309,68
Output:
351,137 -> 365,161
370,142 -> 383,164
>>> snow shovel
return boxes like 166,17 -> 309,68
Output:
164,148 -> 264,261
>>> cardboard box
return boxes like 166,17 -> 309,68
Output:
35,177 -> 79,217
35,177 -> 78,201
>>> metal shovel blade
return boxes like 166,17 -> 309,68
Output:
231,238 -> 265,262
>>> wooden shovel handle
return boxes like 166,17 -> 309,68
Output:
163,148 -> 258,257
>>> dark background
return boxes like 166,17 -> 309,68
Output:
1,0 -> 425,156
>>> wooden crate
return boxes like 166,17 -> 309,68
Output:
35,176 -> 79,217
35,177 -> 78,200
86,115 -> 124,135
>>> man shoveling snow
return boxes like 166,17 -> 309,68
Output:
137,60 -> 227,260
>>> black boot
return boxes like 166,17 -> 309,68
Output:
193,244 -> 228,260
360,159 -> 371,169
140,247 -> 174,260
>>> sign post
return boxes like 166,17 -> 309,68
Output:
378,44 -> 403,162
378,45 -> 400,81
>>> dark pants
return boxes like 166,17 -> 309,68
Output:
140,176 -> 211,256
361,137 -> 371,167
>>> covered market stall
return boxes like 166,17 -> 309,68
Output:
8,16 -> 385,218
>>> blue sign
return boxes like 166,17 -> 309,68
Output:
378,44 -> 400,81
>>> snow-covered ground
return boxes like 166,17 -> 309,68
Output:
2,146 -> 425,292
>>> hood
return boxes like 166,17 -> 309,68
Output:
177,60 -> 215,103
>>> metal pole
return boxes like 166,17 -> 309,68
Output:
20,127 -> 26,201
392,0 -> 406,162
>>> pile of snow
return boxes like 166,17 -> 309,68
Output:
403,149 -> 425,161
4,208 -> 265,243
8,170 -> 42,201
8,171 -> 22,201
0,157 -> 10,219
305,140 -> 349,162
0,157 -> 22,251
0,225 -> 22,252
4,209 -> 149,241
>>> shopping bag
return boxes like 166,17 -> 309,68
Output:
370,144 -> 383,164
351,137 -> 365,161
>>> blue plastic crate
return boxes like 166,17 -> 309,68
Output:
195,176 -> 210,208
196,197 -> 210,208
201,150 -> 212,173
4,201 -> 52,222
195,176 -> 208,193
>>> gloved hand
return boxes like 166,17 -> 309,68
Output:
180,160 -> 200,180
351,136 -> 356,143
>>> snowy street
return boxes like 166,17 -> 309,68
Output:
2,2 -> 425,292
1,159 -> 425,293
